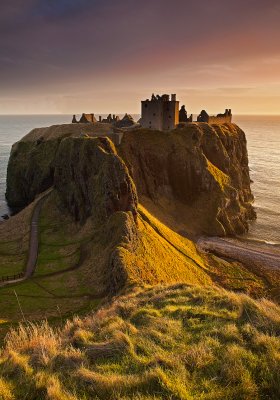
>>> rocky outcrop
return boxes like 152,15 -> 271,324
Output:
6,121 -> 255,236
119,123 -> 255,236
6,138 -> 60,209
6,123 -> 121,209
54,137 -> 137,224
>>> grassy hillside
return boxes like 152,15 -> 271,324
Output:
0,189 -> 271,342
0,284 -> 279,400
0,195 -> 103,341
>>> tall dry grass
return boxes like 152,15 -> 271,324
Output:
0,284 -> 279,399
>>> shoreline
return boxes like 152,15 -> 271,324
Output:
236,234 -> 280,248
197,236 -> 280,270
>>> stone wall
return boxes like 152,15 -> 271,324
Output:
197,109 -> 232,124
207,115 -> 232,124
141,94 -> 179,131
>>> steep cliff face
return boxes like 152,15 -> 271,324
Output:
4,122 -> 258,294
6,139 -> 59,208
6,123 -> 120,209
119,123 -> 255,236
6,122 -> 255,236
54,137 -> 138,224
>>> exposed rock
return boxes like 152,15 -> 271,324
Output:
119,123 -> 255,236
6,138 -> 60,208
54,136 -> 138,224
6,123 -> 122,209
6,121 -> 255,237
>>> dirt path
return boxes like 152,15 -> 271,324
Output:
0,191 -> 51,286
197,236 -> 280,270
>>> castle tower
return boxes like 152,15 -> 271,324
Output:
141,94 -> 179,130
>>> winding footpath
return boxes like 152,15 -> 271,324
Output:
0,190 -> 51,287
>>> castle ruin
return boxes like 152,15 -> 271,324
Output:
140,94 -> 179,131
72,113 -> 119,124
197,109 -> 232,124
140,93 -> 231,130
72,113 -> 97,123
72,93 -> 232,131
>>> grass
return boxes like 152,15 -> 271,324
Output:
0,257 -> 26,277
0,191 -> 274,342
122,204 -> 212,287
206,159 -> 231,191
0,283 -> 279,399
0,230 -> 28,278
0,196 -> 103,341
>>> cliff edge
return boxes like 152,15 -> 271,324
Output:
6,122 -> 255,237
119,123 -> 255,236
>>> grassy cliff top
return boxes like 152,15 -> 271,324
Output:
18,122 -> 118,142
1,283 -> 279,399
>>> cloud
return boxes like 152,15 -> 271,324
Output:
0,0 -> 280,113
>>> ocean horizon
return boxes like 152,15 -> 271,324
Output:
0,114 -> 279,245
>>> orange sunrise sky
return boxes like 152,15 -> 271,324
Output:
1,0 -> 280,115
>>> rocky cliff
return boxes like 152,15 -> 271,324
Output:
6,122 -> 255,236
6,123 -> 121,209
119,123 -> 255,236
54,136 -> 137,224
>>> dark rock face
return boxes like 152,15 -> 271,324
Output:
54,137 -> 138,224
119,123 -> 255,236
6,138 -> 60,209
5,123 -> 122,211
5,121 -> 255,237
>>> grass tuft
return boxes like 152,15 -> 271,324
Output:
0,284 -> 279,399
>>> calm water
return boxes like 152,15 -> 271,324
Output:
235,116 -> 280,244
0,115 -> 279,244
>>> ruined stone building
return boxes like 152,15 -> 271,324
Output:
179,105 -> 193,123
98,114 -> 120,124
72,113 -> 119,124
140,94 -> 180,130
197,109 -> 232,124
72,94 -> 232,130
72,113 -> 97,123
72,112 -> 137,129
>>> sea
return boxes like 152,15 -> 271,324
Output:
0,115 -> 279,245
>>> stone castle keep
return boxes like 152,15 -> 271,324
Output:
140,93 -> 232,129
141,94 -> 179,131
72,93 -> 232,130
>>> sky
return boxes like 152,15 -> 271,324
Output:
1,0 -> 280,115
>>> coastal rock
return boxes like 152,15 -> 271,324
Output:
119,123 -> 255,235
5,123 -> 120,209
54,136 -> 138,224
6,138 -> 60,208
6,121 -> 255,236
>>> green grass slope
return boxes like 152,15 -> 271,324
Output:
0,284 -> 279,400
0,190 -> 271,341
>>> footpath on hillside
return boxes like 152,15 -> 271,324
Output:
0,190 -> 51,287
